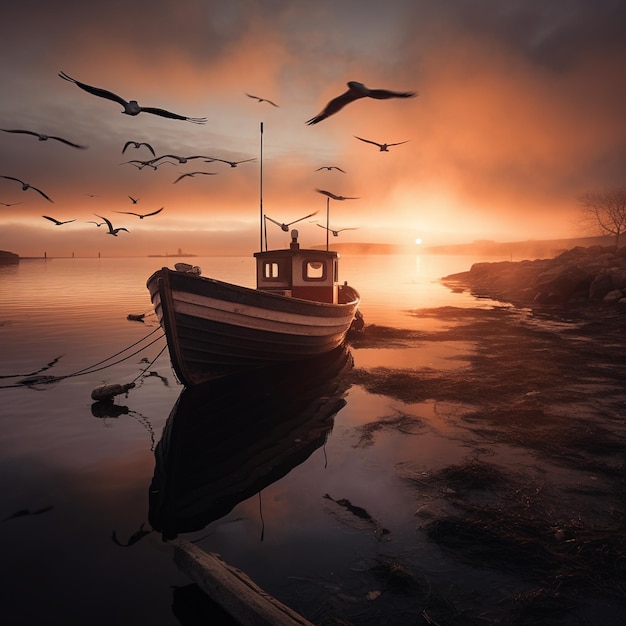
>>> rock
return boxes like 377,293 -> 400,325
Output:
589,272 -> 614,300
603,289 -> 624,303
442,245 -> 626,309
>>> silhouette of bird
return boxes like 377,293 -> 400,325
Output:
58,71 -> 207,124
152,160 -> 179,169
95,214 -> 129,236
128,195 -> 140,204
3,506 -> 54,521
173,171 -> 217,184
1,176 -> 53,202
0,201 -> 22,206
0,128 -> 87,149
354,136 -> 409,151
42,215 -> 75,225
114,207 -> 163,219
315,189 -> 359,201
315,166 -> 346,173
317,224 -> 358,237
122,141 -> 155,157
86,220 -> 106,227
245,93 -> 279,107
208,157 -> 257,168
265,211 -> 318,232
306,81 -> 417,125
119,159 -> 158,170
150,154 -> 213,165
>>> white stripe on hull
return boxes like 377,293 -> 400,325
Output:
170,289 -> 355,337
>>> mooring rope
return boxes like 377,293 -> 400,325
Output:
128,343 -> 168,385
0,327 -> 167,389
68,326 -> 165,377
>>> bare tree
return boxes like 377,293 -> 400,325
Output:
578,186 -> 626,249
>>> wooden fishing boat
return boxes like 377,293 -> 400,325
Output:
148,346 -> 353,541
146,230 -> 361,386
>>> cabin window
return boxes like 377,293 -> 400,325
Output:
263,262 -> 280,279
303,260 -> 326,280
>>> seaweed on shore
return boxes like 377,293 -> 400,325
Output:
426,507 -> 626,600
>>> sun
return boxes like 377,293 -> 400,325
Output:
415,237 -> 422,245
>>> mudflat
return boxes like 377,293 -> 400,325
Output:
347,303 -> 626,624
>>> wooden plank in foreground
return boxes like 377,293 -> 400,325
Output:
173,539 -> 316,626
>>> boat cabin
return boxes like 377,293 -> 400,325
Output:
254,229 -> 340,303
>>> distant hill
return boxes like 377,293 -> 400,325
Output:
315,236 -> 616,259
0,250 -> 19,264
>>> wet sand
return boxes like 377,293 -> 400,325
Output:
345,304 -> 626,624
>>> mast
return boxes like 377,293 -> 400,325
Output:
259,122 -> 264,252
325,197 -> 330,251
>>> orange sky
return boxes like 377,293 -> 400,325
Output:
1,0 -> 625,257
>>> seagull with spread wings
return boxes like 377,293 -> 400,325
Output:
317,224 -> 358,237
59,71 -> 207,124
122,141 -> 156,157
43,215 -> 75,226
315,166 -> 346,173
264,211 -> 318,232
119,159 -> 159,170
1,128 -> 87,149
0,201 -> 22,206
354,136 -> 409,152
208,157 -> 257,168
95,214 -> 129,236
150,154 -> 213,165
315,189 -> 359,201
173,171 -> 217,184
1,176 -> 53,202
114,207 -> 163,219
128,195 -> 140,204
307,81 -> 417,125
245,93 -> 279,107
86,220 -> 106,227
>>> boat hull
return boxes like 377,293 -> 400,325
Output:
147,267 -> 360,386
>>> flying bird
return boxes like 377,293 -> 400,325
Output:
306,81 -> 417,125
150,154 -> 213,165
173,171 -> 217,184
0,201 -> 22,206
86,220 -> 106,227
122,141 -> 155,157
315,189 -> 359,201
315,166 -> 346,173
128,195 -> 140,204
1,176 -> 53,202
0,128 -> 87,149
317,224 -> 358,237
119,159 -> 158,170
58,71 -> 207,124
114,207 -> 163,219
42,215 -> 75,226
264,211 -> 318,232
95,214 -> 129,236
245,93 -> 279,107
354,136 -> 409,151
208,157 -> 257,168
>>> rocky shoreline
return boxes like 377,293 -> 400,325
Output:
442,245 -> 626,307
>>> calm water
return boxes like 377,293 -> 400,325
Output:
0,253 -> 504,625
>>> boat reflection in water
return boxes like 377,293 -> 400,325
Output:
148,345 -> 353,541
